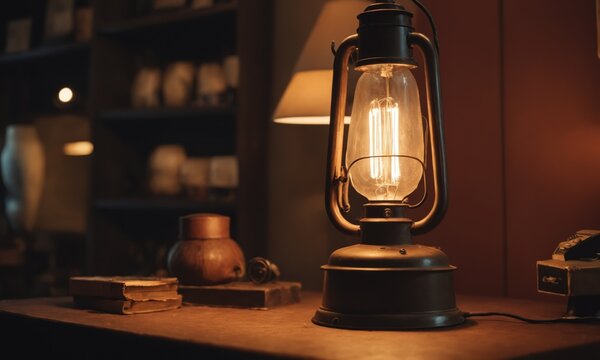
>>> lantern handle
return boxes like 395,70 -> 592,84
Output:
408,32 -> 448,235
325,34 -> 360,236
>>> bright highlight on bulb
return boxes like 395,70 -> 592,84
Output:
368,98 -> 401,192
58,87 -> 74,103
346,64 -> 424,201
63,141 -> 93,156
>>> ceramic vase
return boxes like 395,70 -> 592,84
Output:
1,125 -> 45,232
167,213 -> 245,285
162,61 -> 195,107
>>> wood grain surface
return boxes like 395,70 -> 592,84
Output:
1,293 -> 599,359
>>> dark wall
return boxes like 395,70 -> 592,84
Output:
269,0 -> 600,299
269,0 -> 344,291
419,0 -> 600,299
503,0 -> 600,298
415,0 -> 505,296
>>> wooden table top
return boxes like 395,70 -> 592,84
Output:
1,292 -> 599,359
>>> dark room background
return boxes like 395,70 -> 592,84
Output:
0,0 -> 598,300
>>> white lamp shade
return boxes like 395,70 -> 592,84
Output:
273,0 -> 369,125
273,70 -> 351,125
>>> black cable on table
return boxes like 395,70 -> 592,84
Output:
464,312 -> 599,324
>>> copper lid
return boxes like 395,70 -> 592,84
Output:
179,213 -> 230,240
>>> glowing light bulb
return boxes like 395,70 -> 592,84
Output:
346,64 -> 424,201
58,87 -> 74,103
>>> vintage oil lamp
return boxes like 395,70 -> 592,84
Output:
312,0 -> 464,330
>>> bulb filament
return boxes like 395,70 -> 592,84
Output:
368,96 -> 401,200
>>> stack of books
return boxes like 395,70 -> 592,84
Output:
69,276 -> 182,315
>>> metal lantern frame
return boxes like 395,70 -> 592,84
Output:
313,0 -> 464,330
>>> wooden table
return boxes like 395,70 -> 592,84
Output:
1,292 -> 599,359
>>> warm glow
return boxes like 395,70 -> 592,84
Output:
58,87 -> 74,103
273,70 -> 337,124
63,141 -> 93,156
273,1 -> 367,125
346,64 -> 424,201
368,99 -> 401,183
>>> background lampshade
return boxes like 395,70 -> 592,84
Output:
273,0 -> 369,125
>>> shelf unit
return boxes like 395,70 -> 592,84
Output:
97,106 -> 236,122
0,45 -> 91,121
94,197 -> 235,213
96,2 -> 237,35
0,42 -> 89,66
0,0 -> 271,282
88,0 -> 271,275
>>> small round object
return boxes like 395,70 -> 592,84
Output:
248,257 -> 280,284
167,213 -> 245,285
58,87 -> 74,103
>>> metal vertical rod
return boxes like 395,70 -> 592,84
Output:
408,32 -> 448,234
325,35 -> 361,236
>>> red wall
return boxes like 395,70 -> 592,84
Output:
503,0 -> 600,298
416,0 -> 505,296
417,0 -> 600,298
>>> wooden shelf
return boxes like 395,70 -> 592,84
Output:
0,0 -> 270,288
97,2 -> 237,36
86,0 -> 270,275
94,197 -> 235,213
0,42 -> 89,66
97,107 -> 236,122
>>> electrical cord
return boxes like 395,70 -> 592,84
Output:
464,312 -> 600,324
410,0 -> 440,54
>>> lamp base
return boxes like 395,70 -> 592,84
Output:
313,243 -> 464,330
313,306 -> 464,330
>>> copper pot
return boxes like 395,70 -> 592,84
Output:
167,213 -> 245,285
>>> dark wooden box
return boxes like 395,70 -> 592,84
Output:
537,259 -> 600,296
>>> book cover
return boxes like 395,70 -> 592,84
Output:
69,276 -> 179,301
73,295 -> 182,315
179,281 -> 301,310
